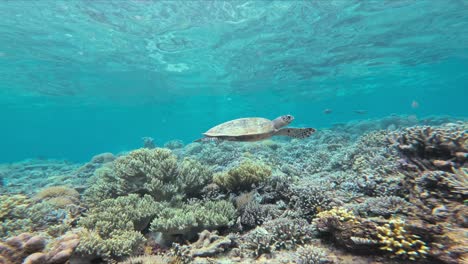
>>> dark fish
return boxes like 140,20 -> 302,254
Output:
324,109 -> 333,114
353,110 -> 367,114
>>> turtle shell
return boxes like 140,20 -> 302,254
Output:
204,117 -> 274,137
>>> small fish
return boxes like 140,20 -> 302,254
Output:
411,100 -> 419,109
353,110 -> 367,114
323,109 -> 333,114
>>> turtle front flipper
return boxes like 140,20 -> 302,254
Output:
275,128 -> 316,139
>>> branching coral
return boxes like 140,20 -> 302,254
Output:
213,160 -> 272,191
171,230 -> 235,260
287,183 -> 332,218
443,167 -> 468,195
351,196 -> 414,217
262,218 -> 315,250
376,218 -> 429,260
82,167 -> 123,207
241,217 -> 315,258
296,245 -> 329,264
388,123 -> 467,169
149,200 -> 236,238
119,254 -> 178,264
101,148 -> 213,202
114,148 -> 180,200
0,194 -> 75,238
77,194 -> 163,258
241,227 -> 274,258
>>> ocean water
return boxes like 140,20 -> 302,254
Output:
0,0 -> 467,162
1,2 -> 468,264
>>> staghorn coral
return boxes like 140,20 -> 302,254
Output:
213,160 -> 272,191
376,218 -> 429,260
443,167 -> 468,195
77,194 -> 163,258
149,200 -> 236,239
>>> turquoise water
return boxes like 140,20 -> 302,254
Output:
1,0 -> 467,162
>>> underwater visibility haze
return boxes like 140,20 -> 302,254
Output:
0,0 -> 467,161
0,1 -> 467,264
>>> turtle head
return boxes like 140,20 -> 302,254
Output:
273,115 -> 294,129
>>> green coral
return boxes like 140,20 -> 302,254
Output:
177,158 -> 213,197
150,200 -> 236,237
213,160 -> 272,191
0,194 -> 74,238
85,148 -> 213,204
77,228 -> 145,258
82,166 -> 124,207
77,194 -> 164,258
0,194 -> 31,221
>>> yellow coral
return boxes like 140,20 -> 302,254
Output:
316,207 -> 357,223
213,160 -> 272,191
34,186 -> 80,201
0,194 -> 31,220
377,218 -> 429,260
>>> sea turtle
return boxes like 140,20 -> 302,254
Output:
194,115 -> 316,142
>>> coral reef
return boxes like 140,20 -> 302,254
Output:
170,229 -> 235,262
119,254 -> 178,264
34,185 -> 80,209
388,122 -> 467,170
76,194 -> 162,258
295,245 -> 330,264
376,218 -> 429,260
149,200 -> 236,240
240,218 -> 315,258
0,232 -> 79,264
1,116 -> 467,264
213,160 -> 272,191
111,148 -> 212,202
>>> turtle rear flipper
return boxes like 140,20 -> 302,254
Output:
275,128 -> 316,138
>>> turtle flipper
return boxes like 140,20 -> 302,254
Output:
275,128 -> 316,139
